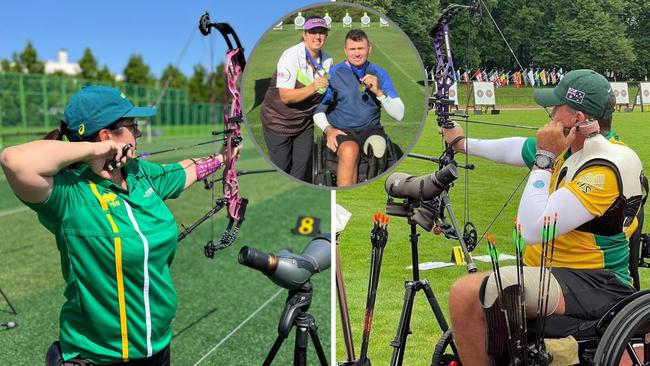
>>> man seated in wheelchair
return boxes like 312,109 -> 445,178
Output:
313,29 -> 404,187
443,70 -> 645,365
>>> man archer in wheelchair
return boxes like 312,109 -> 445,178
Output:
442,70 -> 647,365
313,29 -> 405,187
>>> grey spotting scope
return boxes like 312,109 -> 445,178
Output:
238,234 -> 331,290
384,164 -> 458,201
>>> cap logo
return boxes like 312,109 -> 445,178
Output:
78,124 -> 85,135
566,87 -> 585,104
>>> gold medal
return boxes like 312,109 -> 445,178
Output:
359,83 -> 366,93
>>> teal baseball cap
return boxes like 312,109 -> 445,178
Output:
62,86 -> 156,141
533,69 -> 614,119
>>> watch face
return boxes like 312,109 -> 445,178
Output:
535,155 -> 552,169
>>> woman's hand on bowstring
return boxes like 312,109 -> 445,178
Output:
88,141 -> 134,179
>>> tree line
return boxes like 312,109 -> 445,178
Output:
347,0 -> 649,80
1,42 -> 224,103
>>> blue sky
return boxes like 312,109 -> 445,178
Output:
1,0 -> 332,78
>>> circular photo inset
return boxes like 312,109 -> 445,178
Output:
242,2 -> 428,188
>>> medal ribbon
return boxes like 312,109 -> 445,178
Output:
305,47 -> 323,72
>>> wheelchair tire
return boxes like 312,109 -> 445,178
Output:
593,292 -> 650,365
432,329 -> 461,366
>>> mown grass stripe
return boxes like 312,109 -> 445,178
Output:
191,289 -> 283,366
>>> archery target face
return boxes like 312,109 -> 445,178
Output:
610,82 -> 629,105
641,83 -> 650,105
473,82 -> 496,105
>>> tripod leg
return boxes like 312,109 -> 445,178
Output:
263,334 -> 286,366
421,281 -> 459,357
308,323 -> 329,366
440,191 -> 477,273
294,326 -> 309,366
336,246 -> 356,361
390,281 -> 417,366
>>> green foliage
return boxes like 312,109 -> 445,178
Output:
97,65 -> 114,82
0,59 -> 10,72
160,64 -> 188,89
78,48 -> 99,80
624,0 -> 650,78
343,0 -> 649,79
188,64 -> 209,102
188,63 -> 225,103
13,41 -> 44,74
532,0 -> 635,72
123,54 -> 155,85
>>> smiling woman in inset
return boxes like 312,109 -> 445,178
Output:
261,16 -> 333,183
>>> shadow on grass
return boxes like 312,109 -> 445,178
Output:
250,78 -> 272,113
172,307 -> 218,339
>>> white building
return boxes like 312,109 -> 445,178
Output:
44,49 -> 81,75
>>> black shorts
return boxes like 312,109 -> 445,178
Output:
532,268 -> 635,338
553,268 -> 635,318
334,126 -> 387,153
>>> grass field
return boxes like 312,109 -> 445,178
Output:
0,133 -> 331,365
336,108 -> 650,365
242,22 -> 427,157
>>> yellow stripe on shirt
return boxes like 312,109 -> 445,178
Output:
87,180 -> 129,361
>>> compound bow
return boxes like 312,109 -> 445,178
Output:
418,1 -> 483,261
176,12 -> 248,257
423,0 -> 542,255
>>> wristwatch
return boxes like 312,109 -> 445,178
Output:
534,150 -> 556,170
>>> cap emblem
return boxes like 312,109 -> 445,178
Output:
566,87 -> 585,104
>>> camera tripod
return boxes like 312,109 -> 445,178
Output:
386,197 -> 475,366
263,282 -> 328,366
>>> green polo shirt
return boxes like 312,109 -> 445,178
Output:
25,159 -> 186,364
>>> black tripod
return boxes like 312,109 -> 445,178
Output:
263,282 -> 328,366
386,198 -> 473,366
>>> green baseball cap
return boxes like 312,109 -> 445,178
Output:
533,69 -> 613,119
62,86 -> 156,141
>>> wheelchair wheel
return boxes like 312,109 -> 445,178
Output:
593,293 -> 650,365
432,329 -> 461,366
